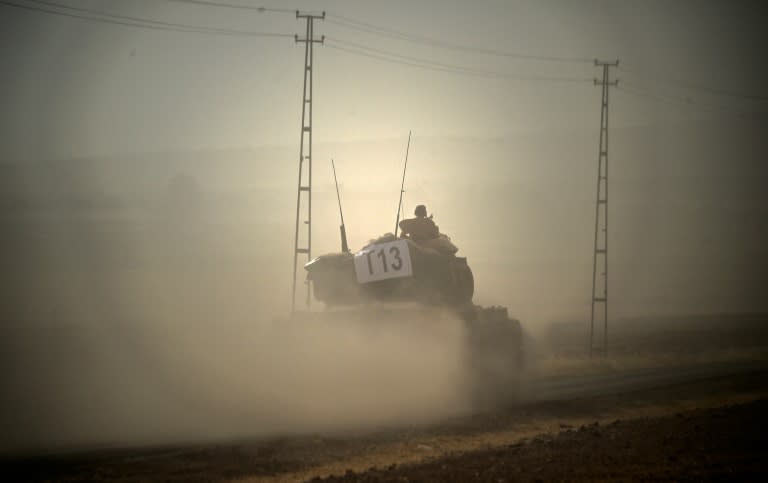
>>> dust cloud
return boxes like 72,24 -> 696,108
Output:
1,306 -> 470,452
0,156 -> 472,451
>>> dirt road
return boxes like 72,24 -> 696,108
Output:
4,313 -> 768,482
4,364 -> 767,482
317,396 -> 768,482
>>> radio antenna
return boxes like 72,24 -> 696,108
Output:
394,131 -> 412,237
331,159 -> 349,252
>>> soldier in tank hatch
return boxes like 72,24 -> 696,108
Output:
399,204 -> 439,244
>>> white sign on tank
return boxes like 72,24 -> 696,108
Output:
354,239 -> 413,284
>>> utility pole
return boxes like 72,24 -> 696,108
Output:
590,59 -> 618,358
291,10 -> 325,313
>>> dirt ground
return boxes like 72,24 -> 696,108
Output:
315,393 -> 768,482
3,314 -> 768,482
3,369 -> 767,482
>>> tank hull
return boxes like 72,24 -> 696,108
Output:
301,236 -> 521,408
305,237 -> 473,307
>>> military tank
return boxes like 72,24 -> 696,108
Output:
305,233 -> 474,307
303,230 -> 523,407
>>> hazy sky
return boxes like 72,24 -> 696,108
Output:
1,0 -> 765,159
0,0 -> 766,322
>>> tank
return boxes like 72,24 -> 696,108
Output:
303,232 -> 523,408
304,233 -> 473,307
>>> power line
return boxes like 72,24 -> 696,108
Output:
166,0 -> 295,14
327,37 -> 513,77
325,12 -> 593,64
325,42 -> 590,82
621,80 -> 740,111
326,42 -> 488,78
619,83 -> 690,107
165,1 -> 593,65
2,0 -> 293,37
26,0 -> 283,34
619,65 -> 768,103
618,82 -> 763,120
325,38 -> 593,83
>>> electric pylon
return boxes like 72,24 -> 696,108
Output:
292,11 -> 325,313
590,59 -> 618,357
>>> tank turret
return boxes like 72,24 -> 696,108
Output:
304,233 -> 473,307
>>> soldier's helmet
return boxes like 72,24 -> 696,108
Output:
414,205 -> 427,217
